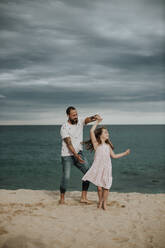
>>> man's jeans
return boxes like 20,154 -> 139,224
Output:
60,151 -> 90,193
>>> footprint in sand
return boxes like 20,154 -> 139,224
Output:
0,227 -> 8,235
108,201 -> 126,208
13,210 -> 25,216
112,237 -> 129,243
35,202 -> 46,208
1,235 -> 45,248
24,204 -> 33,208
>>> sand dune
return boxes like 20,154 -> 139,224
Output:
0,190 -> 165,248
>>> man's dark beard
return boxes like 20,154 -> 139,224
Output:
69,118 -> 78,124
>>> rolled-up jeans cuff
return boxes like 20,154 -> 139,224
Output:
82,180 -> 90,191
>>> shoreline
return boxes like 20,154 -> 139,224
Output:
0,189 -> 164,194
0,190 -> 165,248
0,124 -> 165,126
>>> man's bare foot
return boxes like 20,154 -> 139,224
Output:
97,201 -> 103,209
59,193 -> 65,204
80,198 -> 92,204
59,199 -> 66,205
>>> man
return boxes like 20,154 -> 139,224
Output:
59,106 -> 102,204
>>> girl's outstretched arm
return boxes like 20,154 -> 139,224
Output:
110,148 -> 130,159
90,119 -> 102,150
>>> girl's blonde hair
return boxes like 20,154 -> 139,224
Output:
83,126 -> 114,151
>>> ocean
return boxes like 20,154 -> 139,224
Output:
0,125 -> 165,193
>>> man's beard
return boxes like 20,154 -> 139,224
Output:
69,118 -> 78,124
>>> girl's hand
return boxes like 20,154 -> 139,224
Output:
96,118 -> 102,124
95,114 -> 102,121
125,149 -> 130,155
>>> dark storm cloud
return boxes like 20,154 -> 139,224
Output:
99,52 -> 165,71
0,0 -> 164,123
1,82 -> 164,107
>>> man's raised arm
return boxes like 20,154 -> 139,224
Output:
84,114 -> 102,125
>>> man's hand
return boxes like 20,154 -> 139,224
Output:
76,154 -> 85,164
95,118 -> 102,124
64,137 -> 85,162
85,114 -> 102,124
94,114 -> 102,121
64,137 -> 85,164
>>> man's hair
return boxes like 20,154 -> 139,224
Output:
66,106 -> 76,115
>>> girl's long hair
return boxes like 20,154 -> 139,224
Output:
83,126 -> 114,151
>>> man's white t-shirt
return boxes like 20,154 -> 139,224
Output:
60,119 -> 85,157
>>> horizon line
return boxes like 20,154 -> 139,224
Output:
0,123 -> 165,126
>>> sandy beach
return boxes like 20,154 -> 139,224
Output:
0,190 -> 164,248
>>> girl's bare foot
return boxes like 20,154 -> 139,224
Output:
102,201 -> 107,210
97,201 -> 103,209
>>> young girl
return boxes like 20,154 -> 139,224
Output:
82,118 -> 130,210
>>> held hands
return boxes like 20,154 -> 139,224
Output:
95,114 -> 102,123
125,149 -> 130,155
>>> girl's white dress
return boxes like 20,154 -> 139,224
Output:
82,143 -> 112,189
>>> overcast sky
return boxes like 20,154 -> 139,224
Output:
0,0 -> 164,125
